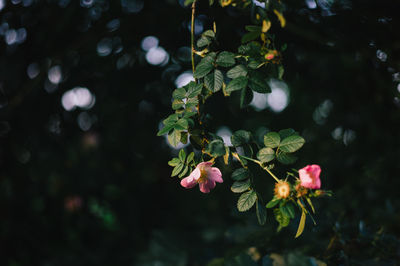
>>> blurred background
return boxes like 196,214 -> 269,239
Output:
1,0 -> 400,265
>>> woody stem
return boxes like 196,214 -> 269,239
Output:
191,0 -> 197,81
238,155 -> 280,183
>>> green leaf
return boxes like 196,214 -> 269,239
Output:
216,51 -> 235,67
279,135 -> 305,153
168,130 -> 181,147
168,158 -> 181,167
226,76 -> 248,93
240,87 -> 253,109
172,87 -> 187,100
157,123 -> 174,136
187,152 -> 195,163
231,168 -> 249,181
306,197 -> 315,213
174,118 -> 188,130
227,65 -> 247,79
163,114 -> 179,125
266,198 -> 280,208
178,149 -> 186,161
277,152 -> 297,165
172,99 -> 184,110
278,65 -> 284,79
278,128 -> 297,139
231,179 -> 251,193
171,163 -> 184,177
207,139 -> 225,157
241,31 -> 260,43
203,30 -> 215,38
256,200 -> 267,225
231,130 -> 252,146
248,72 -> 271,93
183,111 -> 196,118
274,208 -> 290,232
197,36 -> 211,48
204,69 -> 223,92
194,53 -> 215,78
184,0 -> 194,6
178,165 -> 189,178
237,190 -> 257,212
248,60 -> 262,70
187,82 -> 203,98
264,132 -> 281,148
245,25 -> 262,32
209,0 -> 214,5
295,210 -> 306,238
257,147 -> 275,163
280,202 -> 295,219
180,131 -> 188,144
185,97 -> 199,109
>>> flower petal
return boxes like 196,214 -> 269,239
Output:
188,167 -> 201,181
299,164 -> 322,189
199,179 -> 216,193
208,167 -> 223,183
197,161 -> 213,170
180,176 -> 198,189
309,165 -> 321,179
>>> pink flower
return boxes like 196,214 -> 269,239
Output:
180,162 -> 223,193
299,164 -> 321,189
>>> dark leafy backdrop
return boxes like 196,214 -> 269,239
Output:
0,0 -> 399,265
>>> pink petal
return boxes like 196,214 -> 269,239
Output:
180,176 -> 197,189
199,179 -> 216,193
188,167 -> 201,181
309,165 -> 321,179
299,164 -> 322,189
208,167 -> 223,183
180,167 -> 201,189
197,161 -> 213,169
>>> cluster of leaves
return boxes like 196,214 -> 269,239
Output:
158,0 -> 287,147
227,130 -> 301,226
156,81 -> 200,147
168,149 -> 196,178
266,186 -> 331,237
157,0 -> 331,237
257,129 -> 305,165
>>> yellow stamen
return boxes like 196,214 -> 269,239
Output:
274,181 -> 290,199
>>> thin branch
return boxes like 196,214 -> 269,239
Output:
191,0 -> 197,81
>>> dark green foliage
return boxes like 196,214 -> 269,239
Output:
1,0 -> 400,265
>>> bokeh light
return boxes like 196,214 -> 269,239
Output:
97,38 -> 113,56
27,63 -> 40,79
250,92 -> 268,111
61,87 -> 96,111
175,71 -> 194,88
107,18 -> 120,32
0,0 -> 5,11
48,65 -> 62,84
145,46 -> 169,66
252,0 -> 265,8
121,0 -> 144,13
216,127 -> 232,146
376,50 -> 387,62
77,112 -> 93,131
5,29 -> 17,45
305,0 -> 317,9
141,36 -> 159,51
267,87 -> 289,112
250,79 -> 289,112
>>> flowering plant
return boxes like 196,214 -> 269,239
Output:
158,0 -> 331,237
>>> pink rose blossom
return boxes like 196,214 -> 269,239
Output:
180,162 -> 223,193
299,164 -> 321,189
